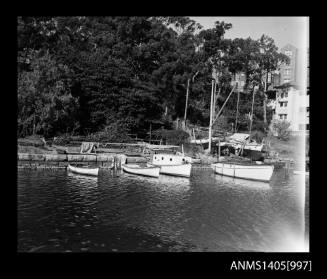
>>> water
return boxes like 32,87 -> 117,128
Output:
17,167 -> 309,252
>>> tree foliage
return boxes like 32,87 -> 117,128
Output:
18,16 -> 288,139
271,119 -> 291,141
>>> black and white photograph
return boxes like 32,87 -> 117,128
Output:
17,16 -> 309,254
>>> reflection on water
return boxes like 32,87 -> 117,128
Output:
214,174 -> 270,189
18,167 -> 308,252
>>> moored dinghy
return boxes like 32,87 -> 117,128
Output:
67,164 -> 99,176
147,154 -> 192,177
122,164 -> 160,178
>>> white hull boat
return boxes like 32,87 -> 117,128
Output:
67,164 -> 99,176
147,162 -> 192,177
122,164 -> 160,178
212,162 -> 274,182
148,154 -> 192,177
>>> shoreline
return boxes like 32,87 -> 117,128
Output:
17,134 -> 307,170
17,152 -> 146,169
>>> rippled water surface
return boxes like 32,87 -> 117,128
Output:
18,167 -> 309,252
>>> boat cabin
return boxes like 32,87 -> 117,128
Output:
152,154 -> 188,165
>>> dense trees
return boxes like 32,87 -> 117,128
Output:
17,16 -> 288,139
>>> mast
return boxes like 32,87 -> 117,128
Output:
183,78 -> 191,128
235,89 -> 240,133
208,79 -> 215,153
249,86 -> 256,135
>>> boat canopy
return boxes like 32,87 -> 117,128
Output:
226,133 -> 250,143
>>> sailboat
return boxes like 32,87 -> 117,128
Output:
212,158 -> 274,182
210,82 -> 274,182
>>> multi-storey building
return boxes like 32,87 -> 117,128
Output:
230,43 -> 309,134
271,44 -> 309,134
280,44 -> 298,85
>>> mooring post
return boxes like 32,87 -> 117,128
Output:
218,139 -> 220,161
284,159 -> 290,177
113,155 -> 117,170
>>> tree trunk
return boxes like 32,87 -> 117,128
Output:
263,94 -> 267,124
249,87 -> 256,135
33,114 -> 36,135
263,71 -> 268,124
208,80 -> 215,153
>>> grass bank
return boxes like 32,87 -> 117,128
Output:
267,134 -> 309,166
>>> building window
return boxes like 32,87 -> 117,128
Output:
306,107 -> 309,113
279,114 -> 287,120
285,92 -> 288,98
279,102 -> 288,107
284,69 -> 291,76
306,124 -> 310,130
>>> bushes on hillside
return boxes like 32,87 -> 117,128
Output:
250,130 -> 266,143
86,121 -> 133,143
271,119 -> 291,141
152,129 -> 189,145
18,135 -> 46,147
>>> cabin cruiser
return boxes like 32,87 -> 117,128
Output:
147,153 -> 192,177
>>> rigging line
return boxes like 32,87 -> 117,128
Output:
212,84 -> 237,125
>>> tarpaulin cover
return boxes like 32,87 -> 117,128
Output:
80,142 -> 98,154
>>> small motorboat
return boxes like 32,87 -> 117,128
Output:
148,154 -> 192,178
122,164 -> 160,178
211,159 -> 274,182
67,164 -> 99,176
